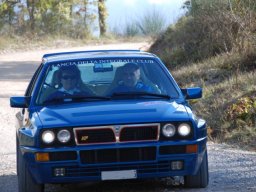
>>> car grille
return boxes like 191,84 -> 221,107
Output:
74,124 -> 160,145
159,145 -> 186,154
120,125 -> 158,141
49,151 -> 77,161
62,161 -> 175,178
75,128 -> 115,145
80,146 -> 156,164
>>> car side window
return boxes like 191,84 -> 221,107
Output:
25,63 -> 43,97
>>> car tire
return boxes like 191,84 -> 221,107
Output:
184,150 -> 209,188
17,143 -> 44,192
16,137 -> 20,176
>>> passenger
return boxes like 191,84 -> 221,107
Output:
110,63 -> 153,94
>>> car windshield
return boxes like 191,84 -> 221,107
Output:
36,58 -> 179,105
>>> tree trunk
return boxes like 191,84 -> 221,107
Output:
27,0 -> 35,32
98,0 -> 107,36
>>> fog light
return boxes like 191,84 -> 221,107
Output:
54,168 -> 66,177
171,161 -> 183,170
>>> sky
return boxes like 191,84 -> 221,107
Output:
105,0 -> 187,33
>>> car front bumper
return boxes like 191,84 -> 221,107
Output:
20,138 -> 207,184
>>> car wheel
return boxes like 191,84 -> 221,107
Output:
184,150 -> 209,188
17,143 -> 44,192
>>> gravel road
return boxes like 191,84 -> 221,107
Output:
0,43 -> 255,192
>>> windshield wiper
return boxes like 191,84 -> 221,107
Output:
111,92 -> 171,99
71,95 -> 111,101
43,97 -> 66,105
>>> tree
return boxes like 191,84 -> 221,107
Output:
0,0 -> 18,29
0,0 -> 98,38
97,0 -> 107,36
26,0 -> 36,31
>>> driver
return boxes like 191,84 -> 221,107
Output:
46,65 -> 93,102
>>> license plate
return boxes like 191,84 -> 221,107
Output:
101,170 -> 137,180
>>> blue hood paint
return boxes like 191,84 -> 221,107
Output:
36,100 -> 190,128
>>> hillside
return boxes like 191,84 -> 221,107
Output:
149,0 -> 256,150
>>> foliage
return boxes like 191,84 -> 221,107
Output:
111,8 -> 167,38
169,49 -> 256,149
123,21 -> 141,37
149,0 -> 256,68
98,0 -> 107,36
155,0 -> 256,148
0,0 -> 104,39
136,8 -> 166,37
226,95 -> 256,128
0,1 -> 17,33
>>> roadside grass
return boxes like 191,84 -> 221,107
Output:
0,35 -> 85,52
171,52 -> 256,150
0,34 -> 151,53
225,126 -> 256,150
0,35 -> 19,50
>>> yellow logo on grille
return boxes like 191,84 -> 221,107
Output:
81,136 -> 89,141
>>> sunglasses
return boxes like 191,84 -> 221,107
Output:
61,75 -> 77,80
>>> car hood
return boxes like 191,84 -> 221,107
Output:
36,100 -> 190,128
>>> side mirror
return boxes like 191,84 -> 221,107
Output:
181,87 -> 202,99
10,96 -> 31,108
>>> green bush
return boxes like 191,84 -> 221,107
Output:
226,95 -> 256,128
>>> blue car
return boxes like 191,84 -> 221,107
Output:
10,50 -> 208,192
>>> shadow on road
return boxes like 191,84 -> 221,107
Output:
0,174 -> 18,192
0,61 -> 39,81
0,176 -> 182,192
45,180 -> 181,192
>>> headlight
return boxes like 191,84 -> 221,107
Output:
57,130 -> 71,143
178,123 -> 191,136
42,130 -> 55,144
162,124 -> 176,137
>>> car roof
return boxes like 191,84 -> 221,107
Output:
42,50 -> 157,63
